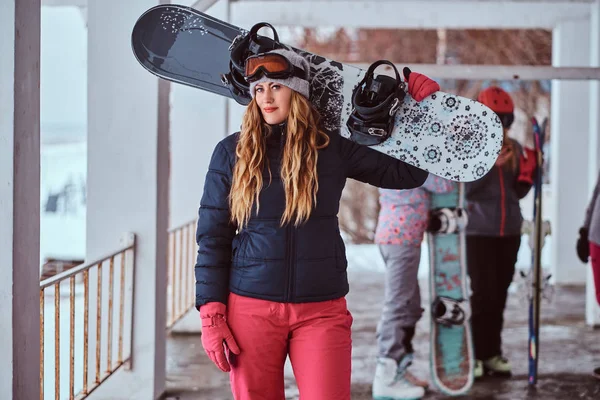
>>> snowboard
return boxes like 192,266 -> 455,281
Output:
131,4 -> 504,182
426,183 -> 474,395
527,116 -> 547,385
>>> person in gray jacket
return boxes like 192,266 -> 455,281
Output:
576,168 -> 600,380
466,86 -> 536,379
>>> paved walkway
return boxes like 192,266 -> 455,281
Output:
165,269 -> 600,400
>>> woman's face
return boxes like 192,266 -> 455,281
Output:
254,82 -> 292,125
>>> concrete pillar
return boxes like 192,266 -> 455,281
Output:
0,0 -> 41,398
169,0 -> 230,227
169,0 -> 230,333
587,1 -> 600,327
550,18 -> 591,284
85,1 -> 168,399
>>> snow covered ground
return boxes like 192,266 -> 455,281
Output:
40,141 -> 87,267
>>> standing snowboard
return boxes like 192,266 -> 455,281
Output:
130,4 -> 503,182
427,183 -> 474,395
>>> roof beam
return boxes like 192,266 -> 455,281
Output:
230,1 -> 590,29
42,0 -> 219,10
354,64 -> 600,80
192,0 -> 221,12
42,0 -> 87,6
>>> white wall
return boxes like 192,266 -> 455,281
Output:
86,0 -> 168,399
169,0 -> 232,230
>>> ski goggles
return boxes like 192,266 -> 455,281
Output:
244,53 -> 305,82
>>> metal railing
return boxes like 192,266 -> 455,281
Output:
166,220 -> 197,329
39,233 -> 136,400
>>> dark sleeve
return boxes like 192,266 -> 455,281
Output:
465,168 -> 495,197
584,170 -> 600,229
338,135 -> 428,189
515,180 -> 533,199
195,142 -> 237,309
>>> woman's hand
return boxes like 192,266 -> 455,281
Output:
200,302 -> 241,372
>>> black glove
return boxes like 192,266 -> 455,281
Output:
576,227 -> 590,263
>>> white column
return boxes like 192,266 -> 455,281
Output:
550,18 -> 592,284
169,0 -> 230,333
0,0 -> 41,399
169,0 -> 231,228
587,1 -> 600,327
86,1 -> 168,399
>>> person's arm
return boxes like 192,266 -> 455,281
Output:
339,135 -> 428,189
577,170 -> 600,263
195,141 -> 237,309
584,170 -> 600,230
422,174 -> 456,194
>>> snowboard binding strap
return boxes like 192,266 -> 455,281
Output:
432,296 -> 471,326
346,60 -> 406,146
222,22 -> 283,105
427,207 -> 468,235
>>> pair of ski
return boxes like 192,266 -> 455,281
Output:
525,117 -> 549,386
130,4 -> 508,395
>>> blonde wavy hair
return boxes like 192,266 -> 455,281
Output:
229,91 -> 330,228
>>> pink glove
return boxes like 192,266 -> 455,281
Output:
200,302 -> 240,372
403,67 -> 440,102
518,147 -> 537,185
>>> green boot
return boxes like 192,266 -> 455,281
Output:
483,355 -> 512,377
473,360 -> 483,379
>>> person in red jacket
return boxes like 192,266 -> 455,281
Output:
466,86 -> 537,379
195,48 -> 438,400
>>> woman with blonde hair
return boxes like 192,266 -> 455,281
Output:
194,48 -> 436,399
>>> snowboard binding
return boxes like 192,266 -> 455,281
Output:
221,22 -> 283,105
518,269 -> 555,303
427,207 -> 468,235
431,296 -> 471,326
346,60 -> 406,146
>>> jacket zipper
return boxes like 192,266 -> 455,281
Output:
498,167 -> 506,236
286,225 -> 295,302
281,129 -> 295,302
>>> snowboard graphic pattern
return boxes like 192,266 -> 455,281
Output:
427,184 -> 474,395
285,46 -> 501,181
131,4 -> 503,181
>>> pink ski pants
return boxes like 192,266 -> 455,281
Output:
591,241 -> 600,305
225,292 -> 353,400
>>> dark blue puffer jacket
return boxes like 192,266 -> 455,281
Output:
195,125 -> 428,308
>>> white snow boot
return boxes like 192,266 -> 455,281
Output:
372,356 -> 426,400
